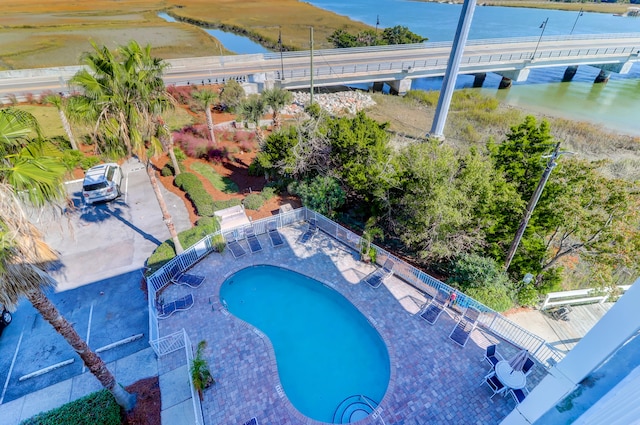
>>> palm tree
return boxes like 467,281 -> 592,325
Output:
237,95 -> 267,144
0,109 -> 135,411
155,117 -> 181,176
262,87 -> 292,130
43,94 -> 79,150
192,89 -> 218,145
70,40 -> 184,254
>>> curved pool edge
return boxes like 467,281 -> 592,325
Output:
214,263 -> 398,425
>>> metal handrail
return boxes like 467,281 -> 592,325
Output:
147,207 -> 565,367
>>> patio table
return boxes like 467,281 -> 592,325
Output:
495,360 -> 526,390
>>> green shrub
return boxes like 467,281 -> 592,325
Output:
243,193 -> 264,210
466,285 -> 514,312
174,172 -> 200,191
161,163 -> 175,177
247,161 -> 264,177
21,389 -> 121,425
146,217 -> 220,274
174,173 -> 215,216
260,186 -> 276,201
212,198 -> 242,211
173,147 -> 187,162
517,283 -> 540,308
81,156 -> 101,170
190,162 -> 239,193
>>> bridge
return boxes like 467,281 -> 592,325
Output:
0,33 -> 639,101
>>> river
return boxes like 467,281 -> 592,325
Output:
160,4 -> 640,135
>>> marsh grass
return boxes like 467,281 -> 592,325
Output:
367,90 -> 640,181
1,0 -> 371,70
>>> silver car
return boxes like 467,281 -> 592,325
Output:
82,163 -> 123,204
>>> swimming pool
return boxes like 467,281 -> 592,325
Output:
220,265 -> 390,423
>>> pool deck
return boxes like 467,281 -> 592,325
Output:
158,223 -> 546,424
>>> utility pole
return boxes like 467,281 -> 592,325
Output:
504,142 -> 564,271
310,26 -> 314,105
279,28 -> 285,80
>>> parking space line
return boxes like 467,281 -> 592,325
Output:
1,328 -> 24,404
82,302 -> 94,374
18,359 -> 75,382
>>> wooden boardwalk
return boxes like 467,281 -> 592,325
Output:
541,303 -> 614,353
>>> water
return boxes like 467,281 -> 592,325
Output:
157,12 -> 269,54
305,0 -> 640,135
219,265 -> 390,423
158,5 -> 640,134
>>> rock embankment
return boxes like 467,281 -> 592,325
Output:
282,90 -> 376,115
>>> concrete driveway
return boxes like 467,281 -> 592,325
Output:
0,158 -> 191,404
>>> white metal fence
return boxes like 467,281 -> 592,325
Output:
540,285 -> 631,310
147,207 -> 565,366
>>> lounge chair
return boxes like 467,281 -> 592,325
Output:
157,294 -> 194,319
267,221 -> 284,247
245,225 -> 263,253
298,219 -> 317,244
449,307 -> 481,347
362,259 -> 395,288
242,418 -> 258,425
225,232 -> 247,259
483,344 -> 504,370
416,290 -> 449,325
169,263 -> 205,288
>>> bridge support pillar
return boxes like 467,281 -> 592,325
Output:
562,66 -> 578,82
372,82 -> 384,92
594,69 -> 610,84
499,76 -> 512,89
388,78 -> 412,96
472,73 -> 487,88
496,68 -> 531,84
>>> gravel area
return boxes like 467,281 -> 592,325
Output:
283,90 -> 376,115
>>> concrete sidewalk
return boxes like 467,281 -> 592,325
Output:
1,348 -> 152,424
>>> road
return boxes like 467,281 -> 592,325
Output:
1,34 -> 638,99
0,159 -> 191,404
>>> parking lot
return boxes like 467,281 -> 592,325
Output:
0,159 -> 191,404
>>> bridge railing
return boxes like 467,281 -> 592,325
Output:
262,33 -> 640,62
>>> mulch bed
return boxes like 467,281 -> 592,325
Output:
124,377 -> 161,425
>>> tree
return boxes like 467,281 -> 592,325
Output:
328,25 -> 426,48
219,79 -> 245,112
537,159 -> 640,286
381,26 -> 427,45
448,253 -> 514,311
237,94 -> 267,143
70,40 -> 184,254
43,94 -> 79,150
325,111 -> 393,204
0,109 -> 135,411
262,87 -> 292,130
290,175 -> 346,217
192,89 -> 218,145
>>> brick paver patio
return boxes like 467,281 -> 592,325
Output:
158,223 -> 545,424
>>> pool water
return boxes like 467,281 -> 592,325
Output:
220,265 -> 390,423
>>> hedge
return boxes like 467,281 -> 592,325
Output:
146,216 -> 221,274
174,172 -> 215,217
21,389 -> 121,425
